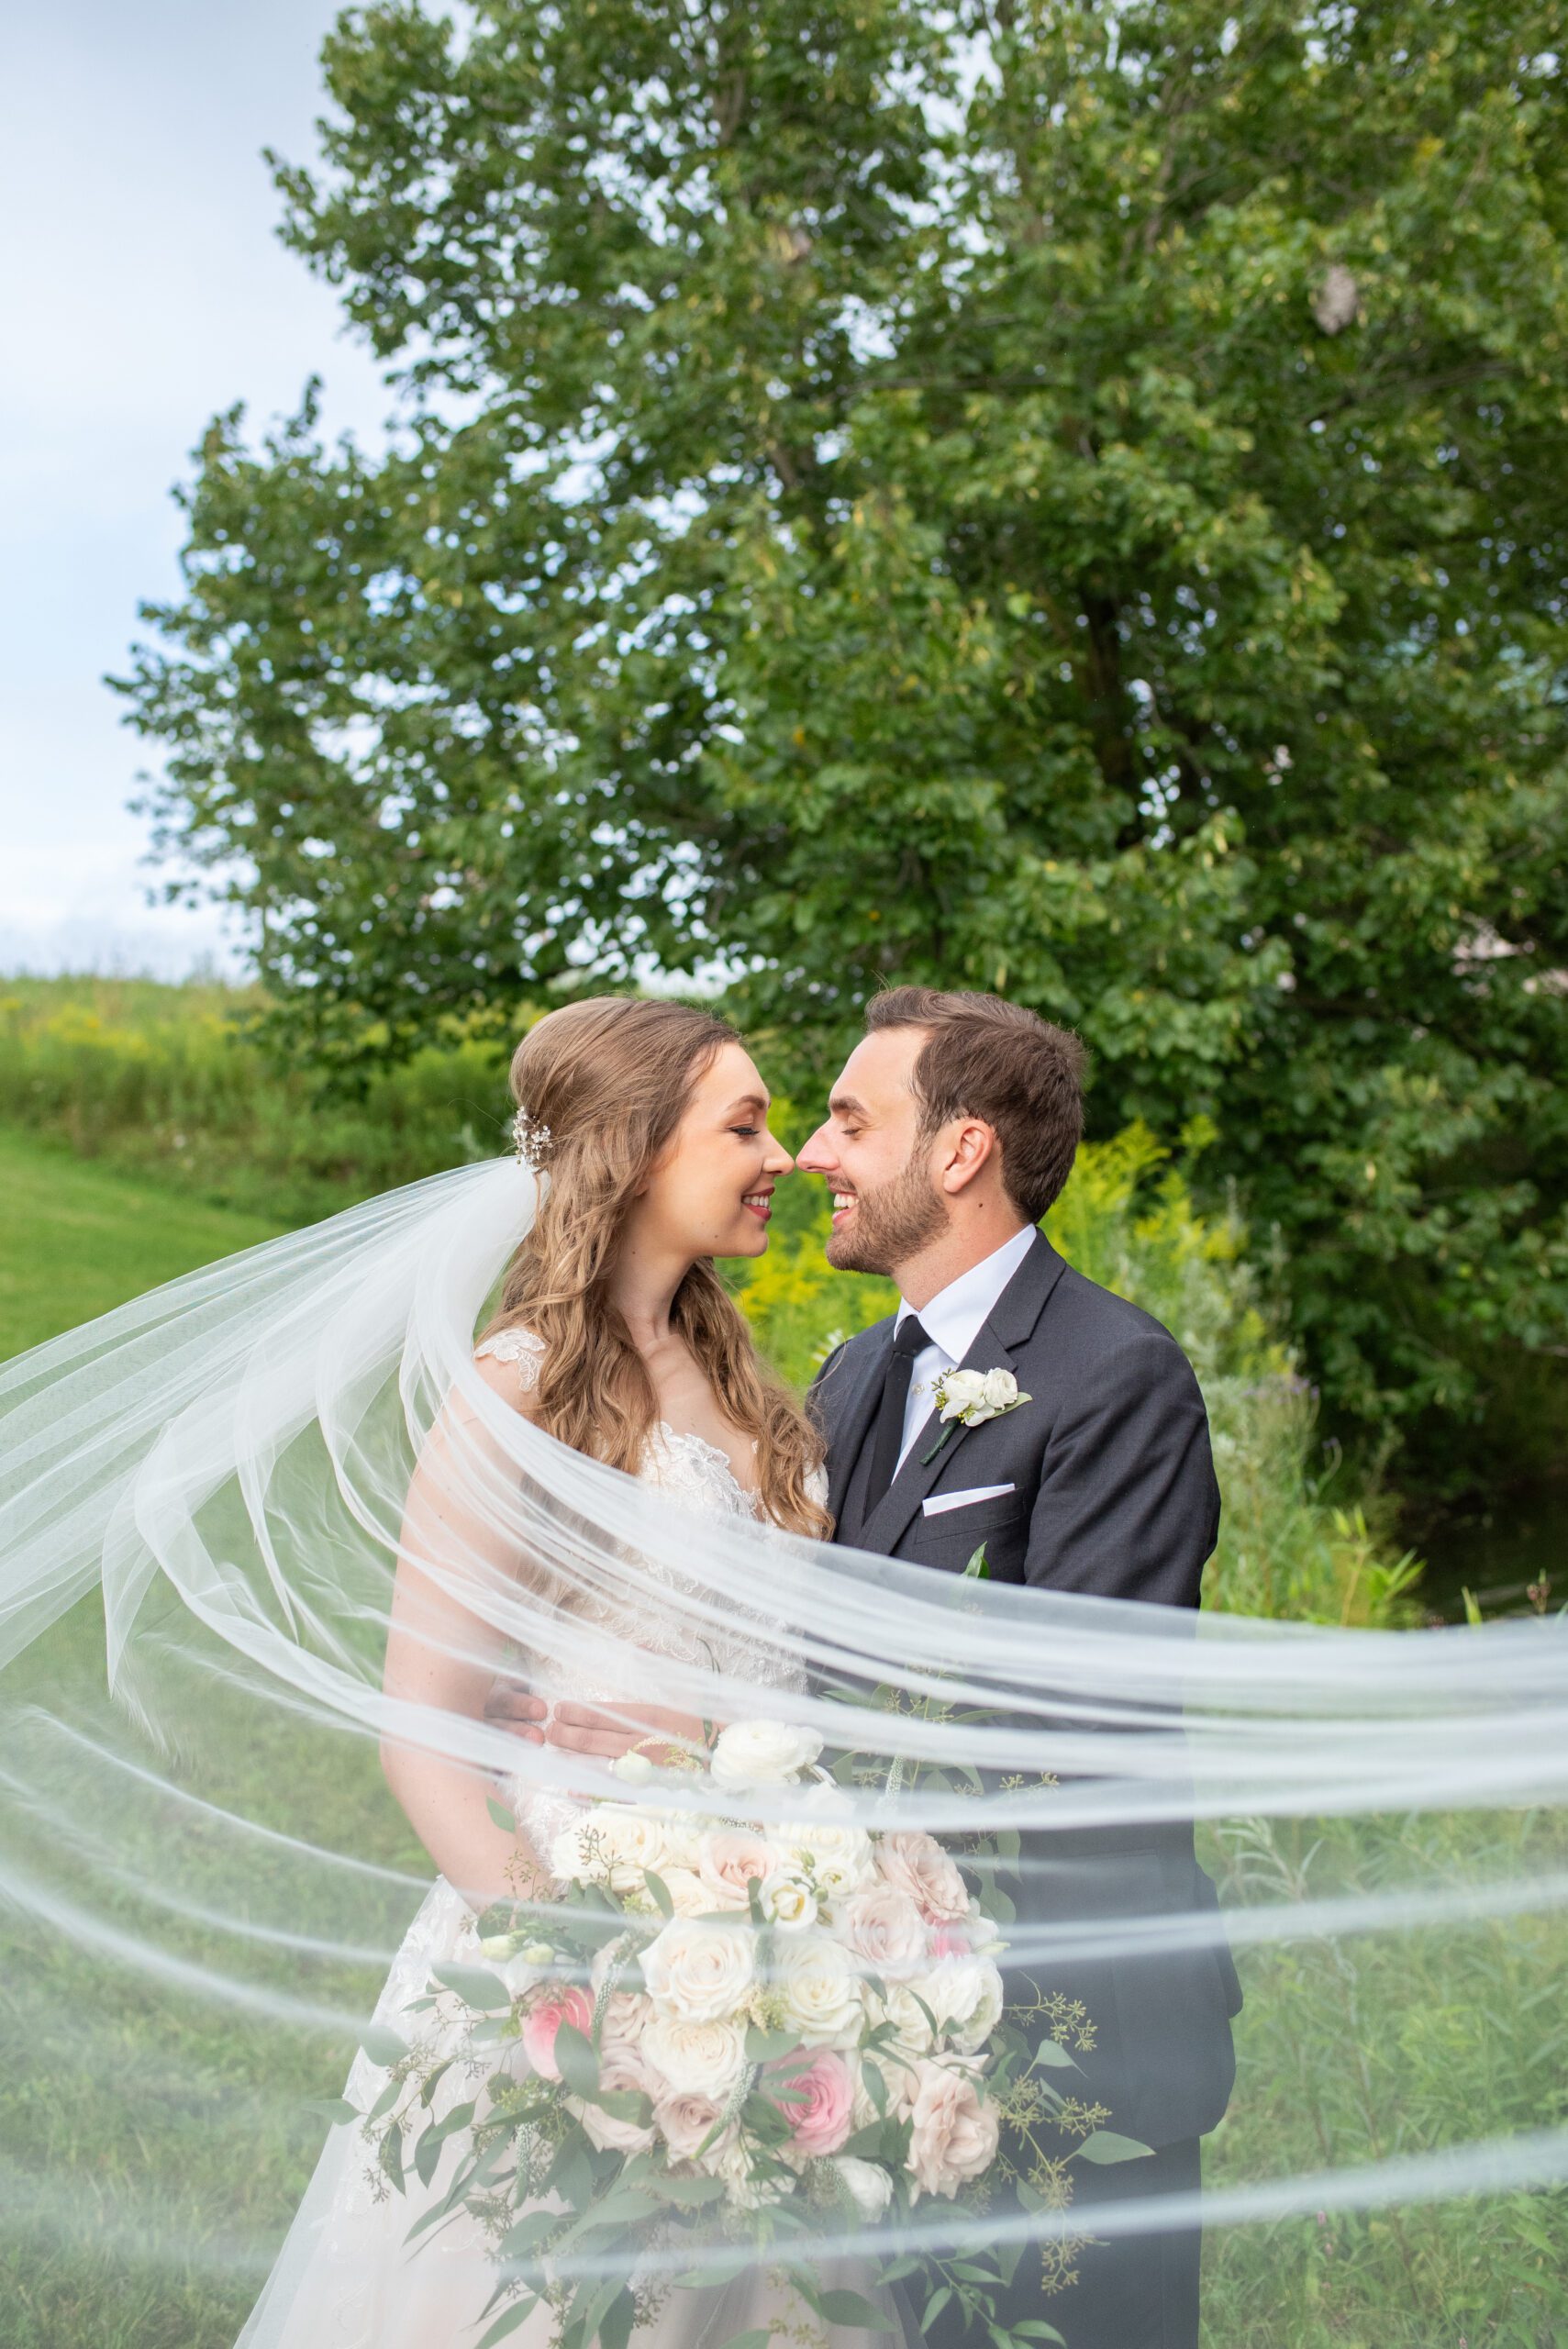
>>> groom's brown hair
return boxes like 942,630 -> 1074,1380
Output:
863,987 -> 1086,1223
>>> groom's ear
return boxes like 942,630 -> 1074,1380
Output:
938,1117 -> 1000,1196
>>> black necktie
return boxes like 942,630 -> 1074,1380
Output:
863,1316 -> 931,1513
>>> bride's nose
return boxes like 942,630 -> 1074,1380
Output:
763,1130 -> 795,1174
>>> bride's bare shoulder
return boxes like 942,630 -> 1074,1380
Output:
472,1323 -> 546,1413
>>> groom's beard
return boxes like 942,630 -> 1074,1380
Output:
825,1151 -> 946,1275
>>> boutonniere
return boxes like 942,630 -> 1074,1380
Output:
920,1366 -> 1032,1464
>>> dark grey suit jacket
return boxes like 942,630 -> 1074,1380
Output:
810,1229 -> 1241,2150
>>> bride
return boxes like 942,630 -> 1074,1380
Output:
237,995 -> 918,2349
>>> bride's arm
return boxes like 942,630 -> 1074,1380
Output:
380,1357 -> 550,1905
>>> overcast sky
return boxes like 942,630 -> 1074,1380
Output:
0,1 -> 391,979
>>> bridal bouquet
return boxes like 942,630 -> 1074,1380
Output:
355,1716 -> 1018,2349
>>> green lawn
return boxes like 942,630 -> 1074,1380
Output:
0,1125 -> 288,1361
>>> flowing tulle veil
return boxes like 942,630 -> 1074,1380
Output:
2,1153 -> 1565,2344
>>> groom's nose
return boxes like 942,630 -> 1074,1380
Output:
795,1123 -> 836,1174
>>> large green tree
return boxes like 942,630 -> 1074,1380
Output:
119,0 -> 1568,1474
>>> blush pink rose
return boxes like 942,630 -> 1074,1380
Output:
906,2057 -> 1000,2199
768,2046 -> 854,2158
840,1884 -> 930,1980
520,1984 -> 594,2082
654,2087 -> 730,2163
928,1920 -> 972,1960
876,1830 -> 970,1924
697,1828 -> 777,1910
577,2044 -> 657,2155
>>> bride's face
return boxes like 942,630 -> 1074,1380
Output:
635,1041 -> 795,1262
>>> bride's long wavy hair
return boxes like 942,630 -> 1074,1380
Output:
483,997 -> 830,1537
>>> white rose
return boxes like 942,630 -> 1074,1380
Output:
709,2134 -> 789,2210
980,1367 -> 1019,1413
550,1804 -> 682,1893
659,1865 -> 717,1918
757,1869 -> 818,1932
911,1956 -> 1006,2054
781,1794 -> 875,1902
937,1368 -> 989,1421
610,1749 -> 656,1785
865,1979 -> 938,2054
642,1919 -> 757,2023
832,2154 -> 895,2221
709,1720 -> 823,1789
641,2014 -> 748,2101
964,1909 -> 1008,1959
772,1932 -> 863,2049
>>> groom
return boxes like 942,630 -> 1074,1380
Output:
795,987 -> 1240,2349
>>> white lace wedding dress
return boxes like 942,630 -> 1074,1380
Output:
237,1330 -> 917,2349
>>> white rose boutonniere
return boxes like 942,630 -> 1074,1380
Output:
921,1364 -> 1031,1463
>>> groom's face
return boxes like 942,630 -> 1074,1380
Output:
796,1027 -> 947,1275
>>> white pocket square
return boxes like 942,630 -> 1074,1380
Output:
922,1483 -> 1016,1517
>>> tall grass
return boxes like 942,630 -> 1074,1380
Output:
0,976 -> 517,1223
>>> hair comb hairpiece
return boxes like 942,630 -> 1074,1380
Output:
511,1107 -> 555,1172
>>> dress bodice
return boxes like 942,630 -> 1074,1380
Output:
474,1322 -> 776,1524
473,1325 -> 811,1848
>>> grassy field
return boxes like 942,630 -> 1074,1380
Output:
2,990 -> 1562,2346
0,1126 -> 287,1361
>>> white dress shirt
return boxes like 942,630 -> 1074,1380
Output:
893,1223 -> 1038,1470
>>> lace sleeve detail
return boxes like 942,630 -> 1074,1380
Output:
474,1324 -> 545,1394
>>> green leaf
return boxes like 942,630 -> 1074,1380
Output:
475,2297 -> 539,2349
561,2186 -> 659,2236
486,1795 -> 517,1833
432,1961 -> 513,2011
594,2087 -> 654,2125
552,2021 -> 601,2101
378,2120 -> 406,2194
599,2288 -> 639,2349
307,2097 -> 360,2127
962,1542 -> 991,1579
643,1868 -> 674,1920
922,2288 -> 952,2328
1075,2130 -> 1156,2164
651,2171 -> 728,2209
744,2024 -> 798,2063
714,2333 -> 773,2349
814,2288 -> 897,2331
1029,2040 -> 1080,2072
499,2209 -> 560,2262
358,2024 -> 409,2068
414,2120 -> 444,2188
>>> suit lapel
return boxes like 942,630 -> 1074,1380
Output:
820,1326 -> 895,1534
857,1230 -> 1067,1557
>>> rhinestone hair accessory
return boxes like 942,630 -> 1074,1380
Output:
511,1106 -> 555,1172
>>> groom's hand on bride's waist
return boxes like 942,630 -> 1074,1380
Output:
483,1682 -> 709,1765
483,1684 -> 550,1742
